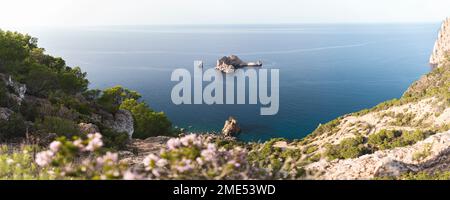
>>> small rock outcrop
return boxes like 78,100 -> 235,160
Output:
104,109 -> 134,138
430,18 -> 450,68
0,107 -> 13,121
78,123 -> 100,134
216,55 -> 262,73
221,116 -> 241,137
0,74 -> 27,106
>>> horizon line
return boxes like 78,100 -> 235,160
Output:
0,21 -> 444,28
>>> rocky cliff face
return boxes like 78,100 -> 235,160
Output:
430,18 -> 450,68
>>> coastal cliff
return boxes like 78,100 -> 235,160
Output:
430,18 -> 450,68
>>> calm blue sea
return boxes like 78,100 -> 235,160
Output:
18,24 -> 439,141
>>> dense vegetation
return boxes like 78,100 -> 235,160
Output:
0,29 -> 174,147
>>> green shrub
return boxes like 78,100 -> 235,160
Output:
303,145 -> 318,154
100,128 -> 129,150
247,138 -> 305,179
400,171 -> 450,180
412,143 -> 433,161
0,81 -> 8,107
82,89 -> 101,101
57,67 -> 88,95
35,116 -> 80,138
310,118 -> 341,137
368,129 -> 433,151
120,98 -> 172,139
52,93 -> 92,115
0,113 -> 27,141
0,145 -> 52,180
98,86 -> 141,113
325,136 -> 369,160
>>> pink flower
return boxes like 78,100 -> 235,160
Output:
96,152 -> 118,165
73,139 -> 84,149
123,170 -> 143,180
85,133 -> 103,151
167,138 -> 181,150
35,150 -> 54,167
176,159 -> 193,173
143,154 -> 159,170
156,158 -> 168,167
180,134 -> 197,146
49,141 -> 62,152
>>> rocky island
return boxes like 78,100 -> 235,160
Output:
215,55 -> 262,73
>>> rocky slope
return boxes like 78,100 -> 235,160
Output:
305,131 -> 450,179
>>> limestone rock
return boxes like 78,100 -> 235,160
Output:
0,74 -> 27,106
78,123 -> 100,134
221,116 -> 241,137
0,107 -> 13,121
430,18 -> 450,68
104,109 -> 134,138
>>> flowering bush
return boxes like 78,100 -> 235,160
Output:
142,134 -> 267,180
247,139 -> 306,179
28,133 -> 305,180
0,145 -> 53,180
35,133 -> 128,180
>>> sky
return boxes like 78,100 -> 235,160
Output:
0,0 -> 450,27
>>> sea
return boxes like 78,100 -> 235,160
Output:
14,23 -> 439,141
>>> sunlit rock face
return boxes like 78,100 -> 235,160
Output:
221,116 -> 241,137
430,18 -> 450,68
104,109 -> 134,138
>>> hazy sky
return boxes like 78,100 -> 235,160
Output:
1,0 -> 450,27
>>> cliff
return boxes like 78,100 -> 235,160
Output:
430,18 -> 450,68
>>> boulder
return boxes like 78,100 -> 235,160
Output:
104,109 -> 134,139
221,116 -> 241,137
78,123 -> 100,134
